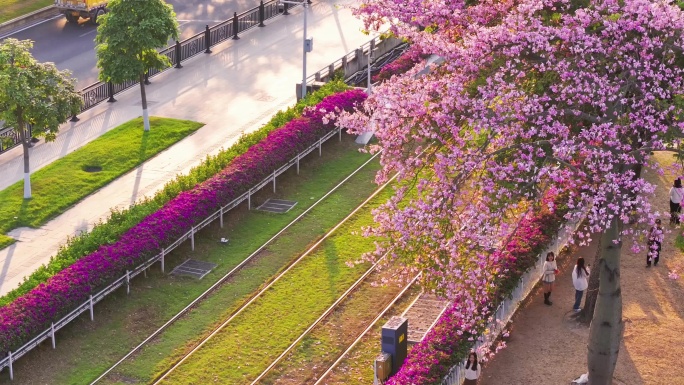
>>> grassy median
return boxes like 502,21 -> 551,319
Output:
6,136 -> 381,384
0,0 -> 52,24
0,117 -> 203,249
154,162 -> 391,385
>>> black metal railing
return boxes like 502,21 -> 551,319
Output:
0,125 -> 32,153
0,0 -> 297,155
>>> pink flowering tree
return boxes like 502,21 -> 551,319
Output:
340,0 -> 684,383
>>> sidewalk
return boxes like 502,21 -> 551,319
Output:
0,0 -> 372,295
479,152 -> 684,385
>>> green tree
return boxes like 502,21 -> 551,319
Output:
95,0 -> 179,132
0,39 -> 82,199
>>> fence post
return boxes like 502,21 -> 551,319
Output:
126,270 -> 130,295
283,2 -> 289,15
51,322 -> 56,349
175,40 -> 183,68
191,227 -> 195,251
161,248 -> 165,273
144,268 -> 147,278
338,127 -> 342,141
296,154 -> 300,174
89,295 -> 94,321
107,82 -> 116,103
204,25 -> 212,53
220,206 -> 224,228
318,138 -> 322,156
272,170 -> 276,192
232,12 -> 240,40
8,351 -> 13,380
259,1 -> 265,27
248,191 -> 251,210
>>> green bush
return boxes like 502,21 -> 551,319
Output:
0,80 -> 350,307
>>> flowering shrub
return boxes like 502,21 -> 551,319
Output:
372,45 -> 429,84
0,89 -> 367,352
387,192 -> 570,384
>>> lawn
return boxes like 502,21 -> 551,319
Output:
155,163 -> 393,385
259,267 -> 422,385
0,117 -> 203,249
0,0 -> 52,24
5,137 -> 381,384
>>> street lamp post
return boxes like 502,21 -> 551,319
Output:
280,0 -> 313,99
367,49 -> 373,95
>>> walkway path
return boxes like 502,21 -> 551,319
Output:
0,0 -> 371,295
479,151 -> 684,385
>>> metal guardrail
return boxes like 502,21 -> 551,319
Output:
306,34 -> 387,86
0,0 -> 305,155
0,125 -> 341,379
439,212 -> 586,385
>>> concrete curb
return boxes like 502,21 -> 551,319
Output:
0,6 -> 60,36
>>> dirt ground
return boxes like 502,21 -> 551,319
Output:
479,152 -> 684,385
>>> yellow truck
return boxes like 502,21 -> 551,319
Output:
54,0 -> 108,25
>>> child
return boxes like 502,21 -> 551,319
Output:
647,219 -> 663,267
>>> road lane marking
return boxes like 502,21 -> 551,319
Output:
79,29 -> 97,37
0,14 -> 63,39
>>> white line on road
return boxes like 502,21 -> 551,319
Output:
0,14 -> 63,39
78,29 -> 97,38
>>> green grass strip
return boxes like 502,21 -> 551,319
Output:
0,117 -> 202,237
157,175 -> 393,385
260,267 -> 421,384
0,0 -> 52,24
0,80 -> 349,307
6,138 -> 377,384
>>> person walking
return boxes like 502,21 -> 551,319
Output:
669,179 -> 683,225
571,257 -> 590,312
463,351 -> 481,385
542,251 -> 558,305
646,219 -> 663,267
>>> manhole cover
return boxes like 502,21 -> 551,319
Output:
170,259 -> 217,279
256,199 -> 297,213
83,165 -> 102,172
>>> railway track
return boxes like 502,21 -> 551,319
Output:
150,169 -> 398,384
90,151 -> 382,385
250,272 -> 421,385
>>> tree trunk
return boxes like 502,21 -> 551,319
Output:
578,236 -> 601,324
587,215 -> 623,385
139,73 -> 150,132
17,114 -> 31,199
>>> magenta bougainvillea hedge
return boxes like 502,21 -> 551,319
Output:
388,192 -> 569,384
0,89 -> 367,352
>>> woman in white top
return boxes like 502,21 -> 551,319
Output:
571,257 -> 590,312
669,178 -> 683,224
463,352 -> 481,384
542,251 -> 558,306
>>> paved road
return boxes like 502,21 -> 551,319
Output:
2,0 -> 265,88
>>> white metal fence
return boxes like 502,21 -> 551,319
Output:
440,213 -> 585,385
0,127 -> 345,380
